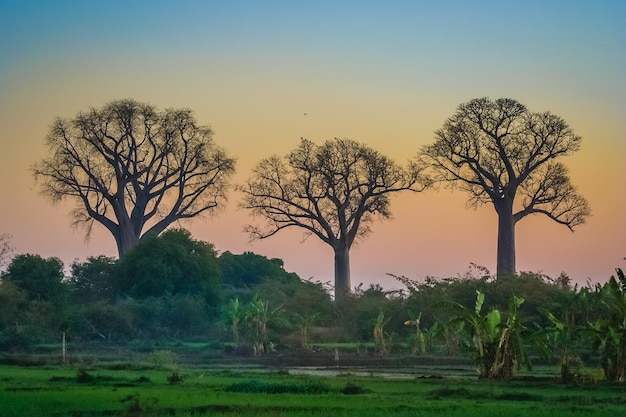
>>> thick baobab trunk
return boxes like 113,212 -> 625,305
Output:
333,244 -> 351,300
115,224 -> 140,257
495,199 -> 516,278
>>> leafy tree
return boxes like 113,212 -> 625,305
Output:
0,281 -> 27,349
219,251 -> 300,291
2,254 -> 67,306
1,255 -> 68,346
0,281 -> 25,327
33,99 -> 236,256
240,137 -> 429,298
115,228 -> 221,306
68,255 -> 117,302
421,98 -> 590,276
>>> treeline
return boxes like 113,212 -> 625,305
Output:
0,229 -> 625,382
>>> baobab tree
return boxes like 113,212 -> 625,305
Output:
421,97 -> 590,277
239,138 -> 429,299
33,99 -> 236,256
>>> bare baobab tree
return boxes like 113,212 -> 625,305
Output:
33,99 -> 236,256
239,137 -> 430,299
420,97 -> 590,277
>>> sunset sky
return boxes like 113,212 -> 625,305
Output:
1,0 -> 624,289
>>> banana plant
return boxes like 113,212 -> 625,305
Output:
535,287 -> 590,383
591,268 -> 626,382
244,294 -> 283,356
221,298 -> 243,347
444,291 -> 529,379
404,312 -> 426,355
373,310 -> 392,355
491,294 -> 530,380
292,311 -> 320,349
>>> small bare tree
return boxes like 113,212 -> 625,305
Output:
239,138 -> 429,299
421,98 -> 590,277
33,99 -> 236,256
0,233 -> 14,271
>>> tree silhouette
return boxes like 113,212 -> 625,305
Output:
0,233 -> 13,270
239,137 -> 429,298
421,97 -> 590,277
33,99 -> 236,256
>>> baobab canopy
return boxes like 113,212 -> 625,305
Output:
420,97 -> 590,277
33,99 -> 236,256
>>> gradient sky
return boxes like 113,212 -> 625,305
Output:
1,0 -> 624,289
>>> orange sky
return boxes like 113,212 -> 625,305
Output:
0,1 -> 624,288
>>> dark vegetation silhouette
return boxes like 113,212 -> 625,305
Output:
420,97 -> 590,277
239,137 -> 430,299
1,234 -> 624,382
33,99 -> 236,257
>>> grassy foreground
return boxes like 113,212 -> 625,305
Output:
1,364 -> 625,417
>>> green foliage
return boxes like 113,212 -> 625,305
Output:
590,268 -> 626,382
243,294 -> 284,354
219,251 -> 300,291
0,281 -> 26,329
255,277 -> 334,347
338,284 -> 404,343
292,311 -> 321,349
373,310 -> 391,355
221,297 -> 243,346
404,312 -> 427,355
68,255 -> 117,302
0,255 -> 69,349
2,254 -> 67,306
535,286 -> 591,383
444,291 -> 530,379
116,228 -> 221,305
71,300 -> 139,342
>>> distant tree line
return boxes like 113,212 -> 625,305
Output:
1,229 -> 624,382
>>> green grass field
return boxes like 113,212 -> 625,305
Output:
1,363 -> 625,417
